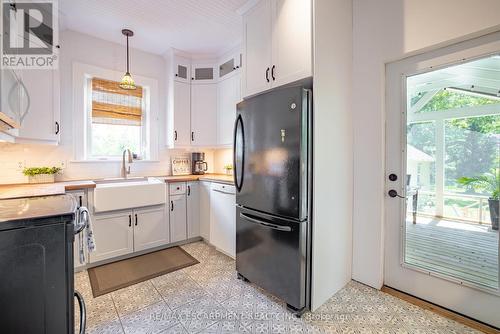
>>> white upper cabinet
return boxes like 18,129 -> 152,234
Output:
191,63 -> 217,84
217,73 -> 241,146
271,0 -> 312,88
191,83 -> 217,146
168,81 -> 191,147
16,69 -> 60,143
242,0 -> 312,98
218,52 -> 242,79
242,0 -> 273,97
173,55 -> 191,83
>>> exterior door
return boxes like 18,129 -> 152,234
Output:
385,32 -> 500,327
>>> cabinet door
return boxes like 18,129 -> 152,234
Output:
210,184 -> 236,257
191,63 -> 217,83
89,211 -> 134,263
174,55 -> 191,83
217,74 -> 241,146
191,83 -> 217,146
271,0 -> 312,87
186,182 -> 200,239
169,194 -> 187,243
134,205 -> 169,252
242,0 -> 272,97
17,69 -> 60,142
199,181 -> 211,241
172,81 -> 191,146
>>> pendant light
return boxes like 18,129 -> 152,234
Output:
119,29 -> 136,90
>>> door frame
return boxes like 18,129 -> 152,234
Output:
384,30 -> 500,327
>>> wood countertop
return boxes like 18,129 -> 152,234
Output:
0,180 -> 97,200
163,174 -> 234,184
0,174 -> 233,200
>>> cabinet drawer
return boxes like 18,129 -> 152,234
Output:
169,182 -> 186,195
211,183 -> 235,195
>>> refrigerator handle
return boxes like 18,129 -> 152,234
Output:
233,114 -> 245,192
240,213 -> 292,232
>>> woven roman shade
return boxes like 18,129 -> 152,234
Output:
91,78 -> 143,125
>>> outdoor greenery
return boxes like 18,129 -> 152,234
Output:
457,168 -> 500,200
418,90 -> 499,113
22,166 -> 62,176
408,89 -> 499,196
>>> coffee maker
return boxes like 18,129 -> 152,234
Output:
191,152 -> 208,175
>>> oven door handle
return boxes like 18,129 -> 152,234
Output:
74,207 -> 88,235
74,290 -> 86,334
239,213 -> 292,232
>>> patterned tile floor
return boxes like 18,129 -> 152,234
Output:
75,241 -> 479,334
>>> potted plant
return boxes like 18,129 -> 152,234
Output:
23,166 -> 62,184
223,164 -> 233,176
458,168 -> 499,230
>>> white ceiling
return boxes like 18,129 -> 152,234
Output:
407,55 -> 500,97
59,0 -> 248,55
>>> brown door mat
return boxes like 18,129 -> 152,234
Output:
87,246 -> 199,297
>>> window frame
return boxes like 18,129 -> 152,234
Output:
73,62 -> 159,162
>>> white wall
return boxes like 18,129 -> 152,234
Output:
311,0 -> 353,310
352,0 -> 500,288
0,30 -> 215,184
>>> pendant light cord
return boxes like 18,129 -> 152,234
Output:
126,35 -> 130,73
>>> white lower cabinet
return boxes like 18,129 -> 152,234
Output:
90,205 -> 168,263
170,194 -> 187,243
134,206 -> 170,252
90,211 -> 135,263
199,181 -> 211,241
210,183 -> 236,258
186,182 -> 200,239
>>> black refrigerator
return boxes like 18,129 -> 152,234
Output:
234,83 -> 312,315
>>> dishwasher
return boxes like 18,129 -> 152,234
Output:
209,183 -> 236,258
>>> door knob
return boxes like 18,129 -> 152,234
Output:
388,190 -> 405,198
388,174 -> 398,181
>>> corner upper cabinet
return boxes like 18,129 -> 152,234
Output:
242,0 -> 312,98
191,63 -> 217,84
190,83 -> 217,146
173,55 -> 191,83
217,73 -> 241,146
167,81 -> 191,148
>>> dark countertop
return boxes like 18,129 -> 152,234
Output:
0,194 -> 77,230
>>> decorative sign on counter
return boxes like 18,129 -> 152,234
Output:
171,157 -> 191,176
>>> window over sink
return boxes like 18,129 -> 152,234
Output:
72,62 -> 159,161
88,78 -> 147,159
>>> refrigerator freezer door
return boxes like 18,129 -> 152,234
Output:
236,206 -> 308,310
235,86 -> 309,220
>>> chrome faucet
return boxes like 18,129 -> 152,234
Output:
121,149 -> 133,178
